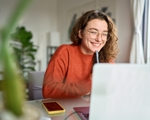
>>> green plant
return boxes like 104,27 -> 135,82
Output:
0,0 -> 32,117
11,26 -> 38,80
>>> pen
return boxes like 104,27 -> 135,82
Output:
96,50 -> 99,63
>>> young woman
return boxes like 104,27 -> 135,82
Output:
42,10 -> 119,98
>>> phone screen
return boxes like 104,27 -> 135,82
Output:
43,102 -> 64,111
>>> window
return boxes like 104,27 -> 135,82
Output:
143,0 -> 150,63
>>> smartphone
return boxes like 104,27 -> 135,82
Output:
42,101 -> 65,115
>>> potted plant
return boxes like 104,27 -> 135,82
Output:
11,26 -> 38,81
0,0 -> 40,119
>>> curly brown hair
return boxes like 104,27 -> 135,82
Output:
70,10 -> 119,64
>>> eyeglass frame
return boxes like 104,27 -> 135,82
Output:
85,28 -> 110,41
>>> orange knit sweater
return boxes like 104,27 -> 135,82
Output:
42,44 -> 93,98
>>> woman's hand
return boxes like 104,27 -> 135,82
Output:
85,92 -> 91,95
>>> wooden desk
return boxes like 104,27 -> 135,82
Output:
28,96 -> 90,120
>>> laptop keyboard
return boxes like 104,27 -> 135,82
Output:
81,113 -> 89,120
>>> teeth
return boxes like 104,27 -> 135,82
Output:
93,43 -> 100,46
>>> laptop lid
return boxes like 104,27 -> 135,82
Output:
89,64 -> 150,120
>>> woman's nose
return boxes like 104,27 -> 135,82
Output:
95,33 -> 102,41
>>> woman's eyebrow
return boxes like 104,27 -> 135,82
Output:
89,28 -> 98,31
103,30 -> 108,33
89,28 -> 108,32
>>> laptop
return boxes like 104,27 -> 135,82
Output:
73,64 -> 150,120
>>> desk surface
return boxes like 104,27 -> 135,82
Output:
28,95 -> 90,120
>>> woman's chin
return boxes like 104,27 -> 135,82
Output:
91,48 -> 101,53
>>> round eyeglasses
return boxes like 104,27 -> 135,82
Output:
86,29 -> 110,41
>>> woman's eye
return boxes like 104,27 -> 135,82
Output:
102,33 -> 108,36
90,31 -> 97,34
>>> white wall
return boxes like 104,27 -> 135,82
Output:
116,0 -> 133,63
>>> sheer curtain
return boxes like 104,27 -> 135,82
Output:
130,0 -> 145,64
147,0 -> 150,64
143,0 -> 150,64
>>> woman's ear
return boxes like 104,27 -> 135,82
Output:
78,30 -> 82,39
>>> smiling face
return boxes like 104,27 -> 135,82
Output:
78,19 -> 108,55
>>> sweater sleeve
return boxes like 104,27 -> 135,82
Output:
42,46 -> 91,98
